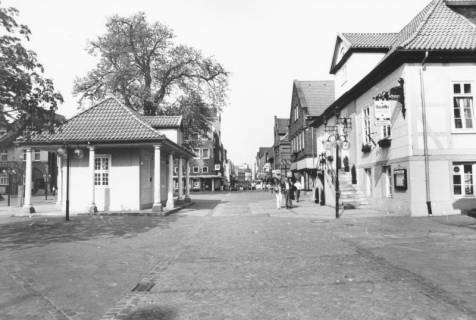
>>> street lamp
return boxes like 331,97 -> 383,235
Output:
324,112 -> 352,218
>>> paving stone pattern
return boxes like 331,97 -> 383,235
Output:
100,192 -> 476,320
0,191 -> 474,319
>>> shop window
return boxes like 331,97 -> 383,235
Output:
453,82 -> 473,129
453,163 -> 475,196
0,149 -> 7,161
193,166 -> 199,173
202,148 -> 210,159
202,166 -> 209,173
94,155 -> 110,186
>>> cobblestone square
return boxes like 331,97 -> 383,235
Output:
0,191 -> 475,319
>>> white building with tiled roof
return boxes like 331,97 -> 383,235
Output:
312,0 -> 476,216
20,97 -> 194,215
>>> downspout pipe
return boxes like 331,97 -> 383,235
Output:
420,50 -> 432,215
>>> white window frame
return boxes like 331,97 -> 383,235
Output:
452,162 -> 476,197
382,124 -> 391,139
193,166 -> 199,174
193,148 -> 200,159
451,82 -> 474,132
0,149 -> 7,161
363,105 -> 372,145
34,150 -> 41,161
295,106 -> 299,121
0,173 -> 8,185
202,166 -> 209,173
202,148 -> 210,159
94,154 -> 111,187
23,149 -> 41,162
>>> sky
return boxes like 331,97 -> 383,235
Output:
4,0 -> 430,165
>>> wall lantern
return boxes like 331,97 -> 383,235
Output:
73,148 -> 84,160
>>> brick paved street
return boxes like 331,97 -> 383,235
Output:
0,191 -> 475,319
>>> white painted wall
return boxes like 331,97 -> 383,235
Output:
334,52 -> 386,99
331,62 -> 476,216
65,148 -> 141,213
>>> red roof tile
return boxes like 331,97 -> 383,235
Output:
29,97 -> 166,144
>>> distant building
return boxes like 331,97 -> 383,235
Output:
0,112 -> 66,198
185,111 -> 228,191
288,80 -> 334,189
272,116 -> 291,180
255,147 -> 273,182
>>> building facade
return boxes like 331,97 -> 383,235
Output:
289,80 -> 334,190
312,0 -> 476,216
272,116 -> 291,180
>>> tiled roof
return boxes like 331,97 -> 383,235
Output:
390,0 -> 476,52
29,97 -> 166,144
142,115 -> 182,128
276,118 -> 289,134
340,33 -> 397,49
294,80 -> 335,117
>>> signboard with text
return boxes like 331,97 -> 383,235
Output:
374,99 -> 391,126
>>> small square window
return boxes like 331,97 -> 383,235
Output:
202,149 -> 210,159
454,83 -> 461,94
202,166 -> 209,173
193,166 -> 199,173
464,83 -> 471,94
193,149 -> 200,159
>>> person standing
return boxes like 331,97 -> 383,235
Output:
274,181 -> 282,209
285,178 -> 293,208
294,179 -> 302,202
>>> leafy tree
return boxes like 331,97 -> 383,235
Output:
157,91 -> 218,149
73,12 -> 228,138
0,2 -> 63,146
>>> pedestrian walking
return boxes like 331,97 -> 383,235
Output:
284,178 -> 293,208
273,181 -> 282,209
294,180 -> 302,202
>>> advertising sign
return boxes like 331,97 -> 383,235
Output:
374,99 -> 391,126
214,164 -> 220,171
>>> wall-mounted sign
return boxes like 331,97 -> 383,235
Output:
214,164 -> 220,171
374,99 -> 391,126
394,168 -> 407,190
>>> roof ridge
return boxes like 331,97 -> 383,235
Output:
109,95 -> 164,138
400,0 -> 441,48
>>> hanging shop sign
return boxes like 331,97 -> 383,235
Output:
374,99 -> 391,126
214,164 -> 221,171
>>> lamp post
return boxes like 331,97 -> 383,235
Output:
2,168 -> 16,207
324,112 -> 352,218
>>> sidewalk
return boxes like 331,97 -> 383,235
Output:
249,193 -> 400,220
0,195 -> 194,220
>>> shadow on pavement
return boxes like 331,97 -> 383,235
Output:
188,199 -> 226,210
120,305 -> 177,320
0,214 -> 179,251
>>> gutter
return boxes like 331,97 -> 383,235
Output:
420,50 -> 432,215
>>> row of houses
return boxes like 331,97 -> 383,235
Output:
257,0 -> 476,216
